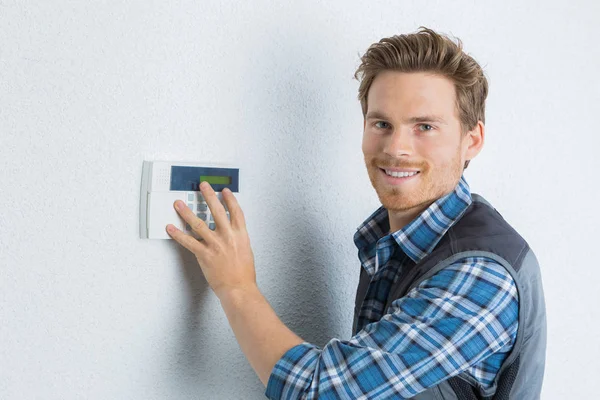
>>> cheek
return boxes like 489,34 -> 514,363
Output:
420,139 -> 457,163
362,132 -> 382,155
361,134 -> 374,155
425,146 -> 446,162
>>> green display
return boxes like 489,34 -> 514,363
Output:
200,175 -> 231,185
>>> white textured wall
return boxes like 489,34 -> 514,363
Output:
1,1 -> 598,398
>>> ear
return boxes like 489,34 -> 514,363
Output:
464,121 -> 485,162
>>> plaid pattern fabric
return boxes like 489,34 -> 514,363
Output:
265,176 -> 519,399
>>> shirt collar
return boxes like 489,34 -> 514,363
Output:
354,175 -> 473,265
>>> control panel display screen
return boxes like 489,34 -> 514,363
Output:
169,166 -> 239,192
200,175 -> 231,185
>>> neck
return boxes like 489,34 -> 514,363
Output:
388,204 -> 430,234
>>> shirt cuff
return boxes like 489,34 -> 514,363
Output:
265,341 -> 320,399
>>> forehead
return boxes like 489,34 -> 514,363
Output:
367,71 -> 458,118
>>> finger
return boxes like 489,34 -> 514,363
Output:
222,188 -> 246,231
166,224 -> 207,254
173,200 -> 214,244
200,181 -> 230,231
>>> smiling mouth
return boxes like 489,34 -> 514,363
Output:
379,168 -> 421,177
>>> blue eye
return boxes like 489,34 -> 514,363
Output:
418,124 -> 433,131
375,121 -> 390,129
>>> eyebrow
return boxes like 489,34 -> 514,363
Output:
365,111 -> 447,124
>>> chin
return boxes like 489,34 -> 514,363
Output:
371,173 -> 436,212
379,194 -> 430,212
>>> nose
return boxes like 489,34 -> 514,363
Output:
383,128 -> 414,158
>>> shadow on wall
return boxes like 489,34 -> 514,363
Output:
172,248 -> 215,386
236,27 -> 344,349
165,23 -> 345,396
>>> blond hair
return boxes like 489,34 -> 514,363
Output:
354,27 -> 489,169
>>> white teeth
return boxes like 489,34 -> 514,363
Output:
384,170 -> 419,178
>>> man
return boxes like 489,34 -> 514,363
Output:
166,27 -> 546,399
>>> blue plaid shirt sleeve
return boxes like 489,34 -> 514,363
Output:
264,259 -> 519,399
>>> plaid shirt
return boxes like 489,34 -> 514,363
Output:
265,176 -> 519,399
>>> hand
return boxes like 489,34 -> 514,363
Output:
166,181 -> 257,298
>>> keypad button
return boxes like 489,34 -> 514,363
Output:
187,203 -> 194,210
196,212 -> 208,221
186,223 -> 191,231
197,203 -> 208,211
209,222 -> 216,230
187,193 -> 194,201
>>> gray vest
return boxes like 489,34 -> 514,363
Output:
352,193 -> 547,399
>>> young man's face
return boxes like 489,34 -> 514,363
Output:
362,70 -> 480,213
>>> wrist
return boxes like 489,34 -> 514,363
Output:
216,284 -> 261,304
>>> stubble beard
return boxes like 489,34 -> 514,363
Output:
365,152 -> 463,213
